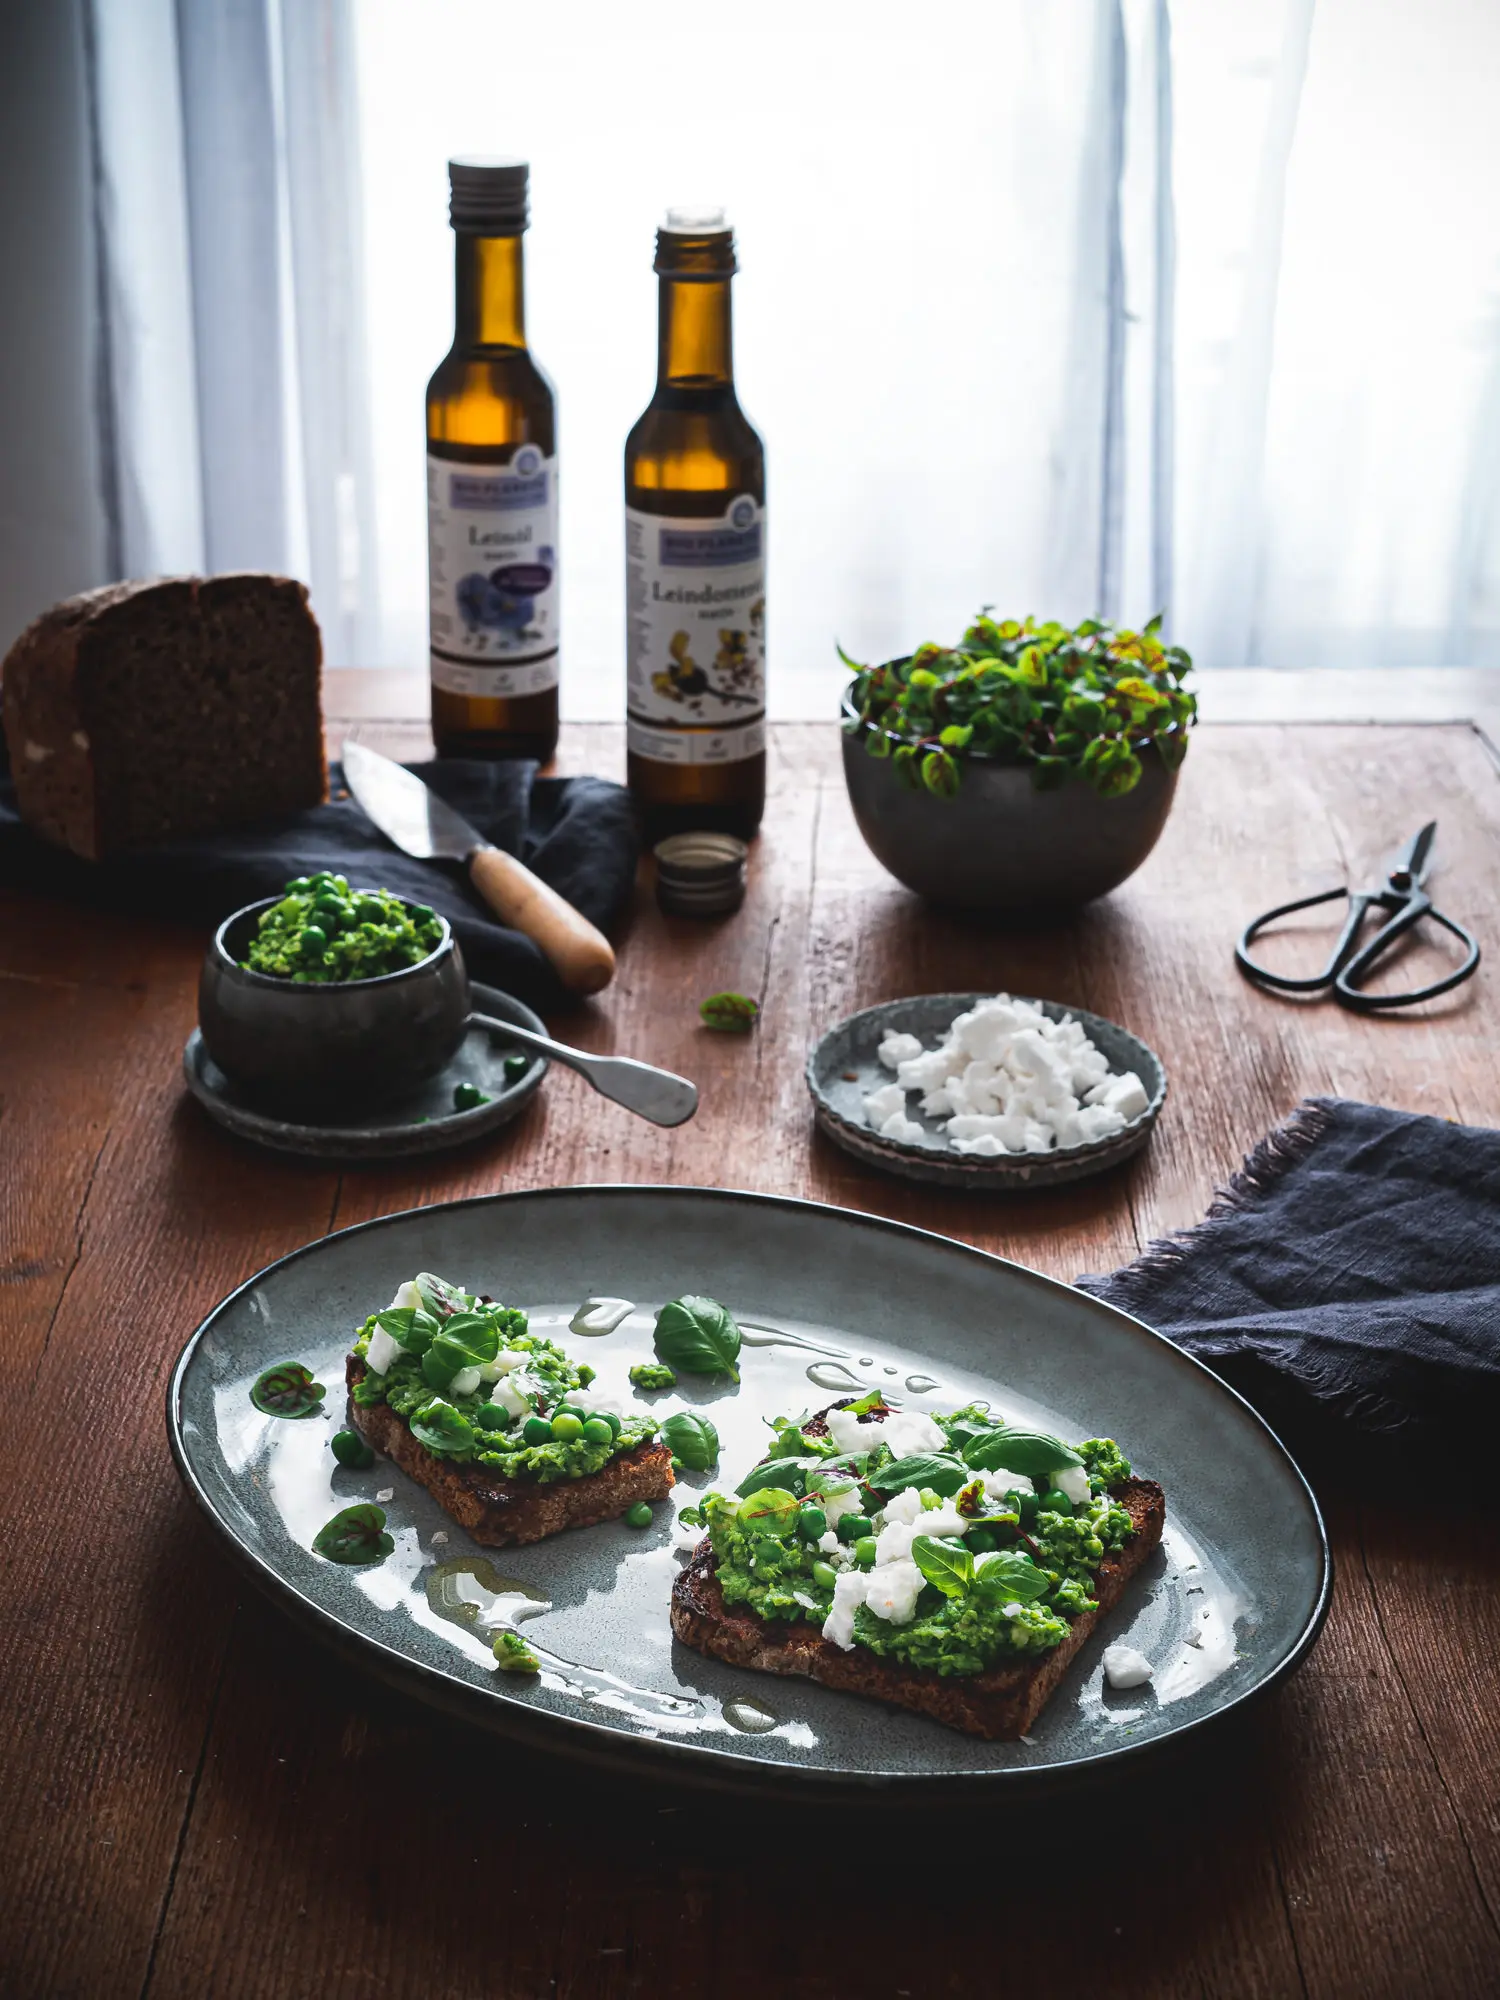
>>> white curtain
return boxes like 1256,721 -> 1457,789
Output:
74,0 -> 1500,691
85,0 -> 377,665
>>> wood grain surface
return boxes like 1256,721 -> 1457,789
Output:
2,710 -> 1498,2000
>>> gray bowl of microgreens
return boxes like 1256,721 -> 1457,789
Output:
839,614 -> 1196,914
197,872 -> 472,1113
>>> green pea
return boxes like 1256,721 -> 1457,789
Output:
554,1404 -> 585,1424
289,876 -> 311,892
811,1560 -> 839,1591
964,1526 -> 998,1552
602,1411 -> 622,1438
582,1416 -> 614,1445
355,895 -> 386,921
410,903 -> 434,923
503,1053 -> 530,1084
299,924 -> 328,953
332,875 -> 349,894
625,1501 -> 653,1528
837,1513 -> 872,1545
670,1456 -> 684,1473
853,1536 -> 878,1568
522,1414 -> 554,1445
331,1428 -> 374,1469
475,1401 -> 510,1431
752,1538 -> 782,1568
452,1082 -> 491,1111
1017,1491 -> 1040,1524
1040,1487 -> 1073,1517
551,1413 -> 584,1442
796,1504 -> 828,1542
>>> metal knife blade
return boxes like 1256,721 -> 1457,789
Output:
342,740 -> 485,864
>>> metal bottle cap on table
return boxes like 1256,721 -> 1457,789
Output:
653,833 -> 749,916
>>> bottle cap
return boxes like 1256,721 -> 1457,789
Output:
449,158 -> 529,235
653,833 -> 749,917
662,205 -> 729,235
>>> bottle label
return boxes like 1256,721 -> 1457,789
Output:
428,448 -> 559,695
625,496 -> 765,763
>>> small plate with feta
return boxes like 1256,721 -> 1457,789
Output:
806,993 -> 1166,1188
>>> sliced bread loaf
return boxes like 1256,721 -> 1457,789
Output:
1,573 -> 325,858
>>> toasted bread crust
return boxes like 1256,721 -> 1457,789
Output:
671,1476 -> 1165,1740
347,1356 -> 675,1546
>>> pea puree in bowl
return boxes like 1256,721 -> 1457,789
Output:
244,872 -> 443,984
198,874 -> 471,1111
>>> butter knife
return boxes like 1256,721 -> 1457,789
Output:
342,739 -> 616,995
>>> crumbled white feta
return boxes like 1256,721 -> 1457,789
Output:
479,1347 -> 530,1384
818,1482 -> 866,1532
880,1487 -> 926,1527
879,1113 -> 928,1145
449,1365 -> 482,1397
488,1374 -> 532,1420
364,1326 -> 403,1376
877,1409 -> 947,1458
823,1406 -> 874,1454
863,1557 -> 924,1625
1102,1642 -> 1154,1688
823,1569 -> 870,1648
1053,1462 -> 1092,1506
388,1280 -> 423,1312
863,996 -> 1150,1158
861,1081 -> 907,1129
878,1031 -> 924,1070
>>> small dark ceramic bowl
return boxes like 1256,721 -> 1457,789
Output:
841,682 -> 1181,913
198,896 -> 472,1112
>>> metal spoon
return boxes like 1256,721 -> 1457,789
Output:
470,1012 -> 698,1128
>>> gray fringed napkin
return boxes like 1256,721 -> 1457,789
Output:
1078,1098 -> 1500,1473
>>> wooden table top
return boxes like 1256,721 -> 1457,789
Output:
4,704 -> 1499,1999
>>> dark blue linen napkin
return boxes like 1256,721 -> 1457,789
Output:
0,751 -> 638,1011
1078,1098 -> 1500,1471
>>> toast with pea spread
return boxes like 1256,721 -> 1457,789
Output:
346,1272 -> 674,1545
671,1396 -> 1163,1739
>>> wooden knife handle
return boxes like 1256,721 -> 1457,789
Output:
467,846 -> 616,995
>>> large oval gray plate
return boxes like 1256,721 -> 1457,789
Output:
808,994 -> 1167,1189
167,1186 -> 1328,1800
182,982 -> 547,1160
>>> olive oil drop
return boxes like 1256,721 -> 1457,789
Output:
427,158 -> 559,760
625,208 -> 766,838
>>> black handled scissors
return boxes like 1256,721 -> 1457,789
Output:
1235,821 -> 1480,1012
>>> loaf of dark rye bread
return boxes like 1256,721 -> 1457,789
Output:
1,574 -> 325,858
347,1356 -> 676,1546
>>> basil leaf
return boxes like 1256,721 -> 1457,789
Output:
661,1411 -> 720,1472
250,1362 -> 326,1420
409,1398 -> 476,1457
653,1295 -> 742,1383
312,1503 -> 393,1565
736,1456 -> 812,1498
677,1503 -> 707,1530
974,1550 -> 1050,1603
415,1271 -> 468,1320
911,1534 -> 973,1599
963,1428 -> 1083,1477
737,1487 -> 800,1537
430,1313 -> 500,1368
375,1305 -> 439,1357
865,1452 -> 969,1497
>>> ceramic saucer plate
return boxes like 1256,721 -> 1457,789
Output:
807,993 -> 1167,1190
183,981 -> 547,1161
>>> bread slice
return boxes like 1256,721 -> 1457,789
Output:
671,1471 -> 1164,1741
1,573 -> 324,858
347,1356 -> 675,1546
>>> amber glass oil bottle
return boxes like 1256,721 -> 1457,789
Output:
625,207 -> 765,839
427,158 -> 559,760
